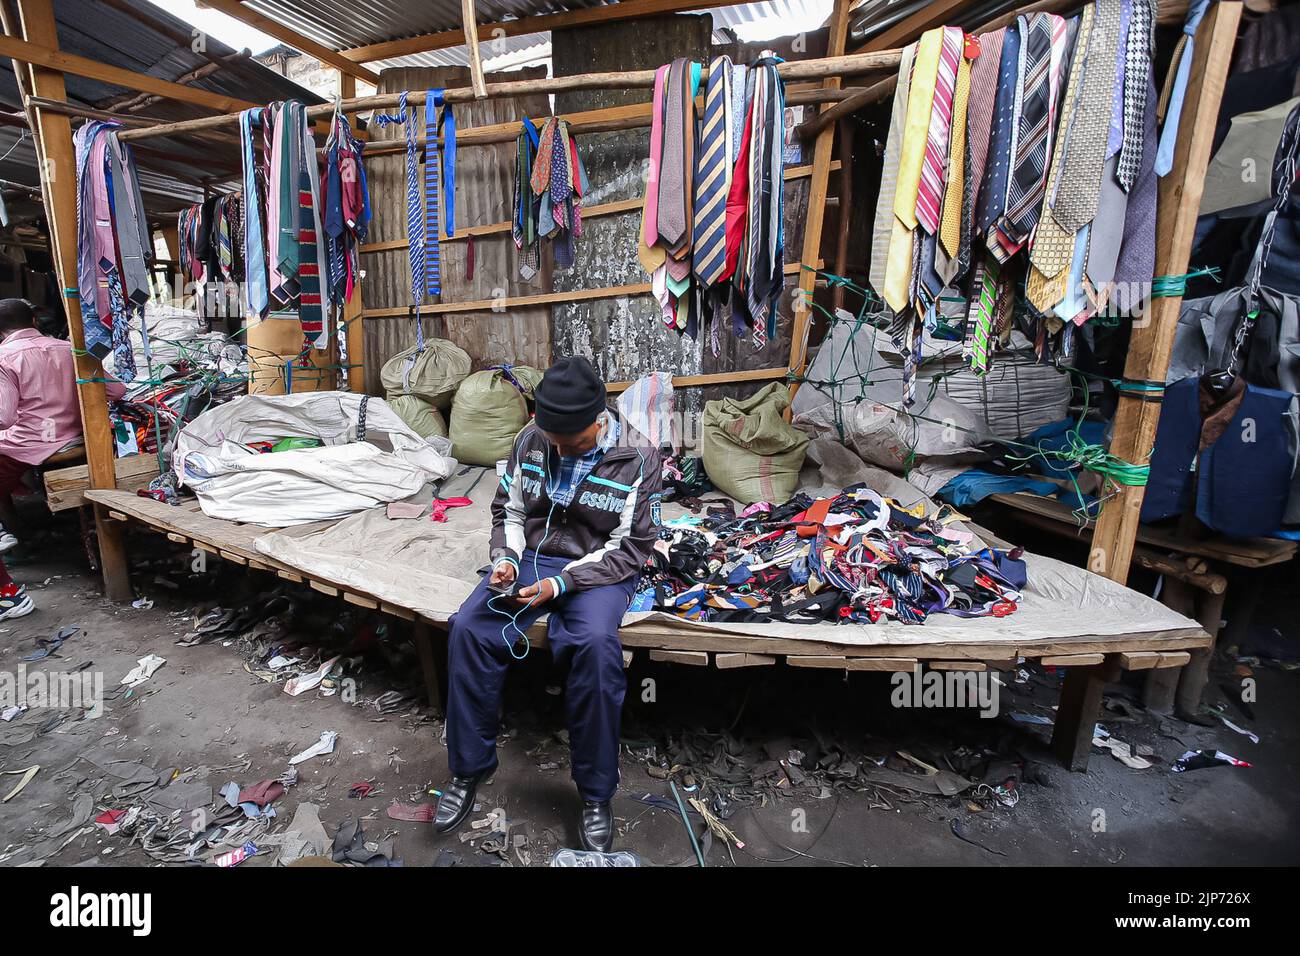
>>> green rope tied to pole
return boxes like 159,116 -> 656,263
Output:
1151,265 -> 1221,298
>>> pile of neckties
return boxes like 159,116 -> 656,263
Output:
512,116 -> 590,279
74,120 -> 153,380
869,0 -> 1167,399
643,485 -> 1027,626
238,100 -> 331,351
638,55 -> 787,347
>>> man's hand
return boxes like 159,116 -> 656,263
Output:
489,561 -> 517,588
514,577 -> 558,608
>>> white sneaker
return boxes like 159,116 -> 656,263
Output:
0,527 -> 16,554
0,585 -> 34,620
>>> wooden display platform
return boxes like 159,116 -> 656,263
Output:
85,488 -> 1210,771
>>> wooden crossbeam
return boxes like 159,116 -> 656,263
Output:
341,0 -> 753,64
360,261 -> 809,319
358,163 -> 836,252
115,50 -> 902,143
0,32 -> 256,113
194,0 -> 379,85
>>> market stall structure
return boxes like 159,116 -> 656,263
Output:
1,0 -> 1256,771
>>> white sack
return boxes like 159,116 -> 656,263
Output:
174,391 -> 456,525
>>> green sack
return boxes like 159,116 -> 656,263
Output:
449,366 -> 543,466
702,382 -> 810,504
387,394 -> 448,440
380,340 -> 471,411
270,437 -> 323,453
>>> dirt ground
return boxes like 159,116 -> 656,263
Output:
1,509 -> 1297,868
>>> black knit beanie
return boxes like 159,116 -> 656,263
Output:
534,356 -> 607,434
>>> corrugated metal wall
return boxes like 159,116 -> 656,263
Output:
364,28 -> 819,409
363,66 -> 551,395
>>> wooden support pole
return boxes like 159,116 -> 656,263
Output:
15,0 -> 131,601
1051,661 -> 1108,771
461,0 -> 488,99
1089,2 -> 1243,585
786,0 -> 853,407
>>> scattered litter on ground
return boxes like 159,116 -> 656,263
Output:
2,765 -> 40,802
120,654 -> 166,687
1171,750 -> 1252,773
289,731 -> 338,766
1092,726 -> 1153,769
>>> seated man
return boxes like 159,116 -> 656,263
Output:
435,356 -> 662,852
0,297 -> 126,613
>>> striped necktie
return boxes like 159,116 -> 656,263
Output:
939,47 -> 973,259
883,28 -> 944,311
424,89 -> 455,297
693,55 -> 733,288
916,27 -> 963,236
992,13 -> 1053,257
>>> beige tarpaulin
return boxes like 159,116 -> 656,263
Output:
255,451 -> 1198,648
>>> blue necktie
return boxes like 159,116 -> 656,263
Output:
1154,0 -> 1211,176
240,108 -> 268,320
975,25 -> 1022,235
693,55 -> 733,287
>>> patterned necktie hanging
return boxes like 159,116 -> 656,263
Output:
424,89 -> 455,297
512,117 -> 541,279
374,91 -> 427,351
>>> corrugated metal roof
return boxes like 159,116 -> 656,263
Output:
352,0 -> 836,73
0,0 -> 323,216
244,0 -> 833,62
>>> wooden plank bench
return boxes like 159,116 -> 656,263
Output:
85,488 -> 1211,772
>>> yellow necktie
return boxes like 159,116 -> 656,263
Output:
884,28 -> 943,311
939,56 -> 971,259
1027,3 -> 1094,310
892,28 -> 944,229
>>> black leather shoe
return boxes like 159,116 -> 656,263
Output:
434,770 -> 488,834
579,800 -> 614,852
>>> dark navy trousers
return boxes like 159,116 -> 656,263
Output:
445,550 -> 635,803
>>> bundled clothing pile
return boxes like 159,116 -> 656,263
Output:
74,120 -> 153,380
870,0 -> 1169,399
513,116 -> 591,278
638,56 -> 787,347
643,485 -> 1027,626
178,194 -> 244,320
238,101 -> 333,351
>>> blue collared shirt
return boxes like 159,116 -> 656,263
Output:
546,412 -> 620,507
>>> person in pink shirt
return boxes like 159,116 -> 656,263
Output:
0,298 -> 126,620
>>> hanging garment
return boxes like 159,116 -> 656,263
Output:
74,120 -> 151,379
1142,376 -> 1296,536
512,116 -> 589,277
